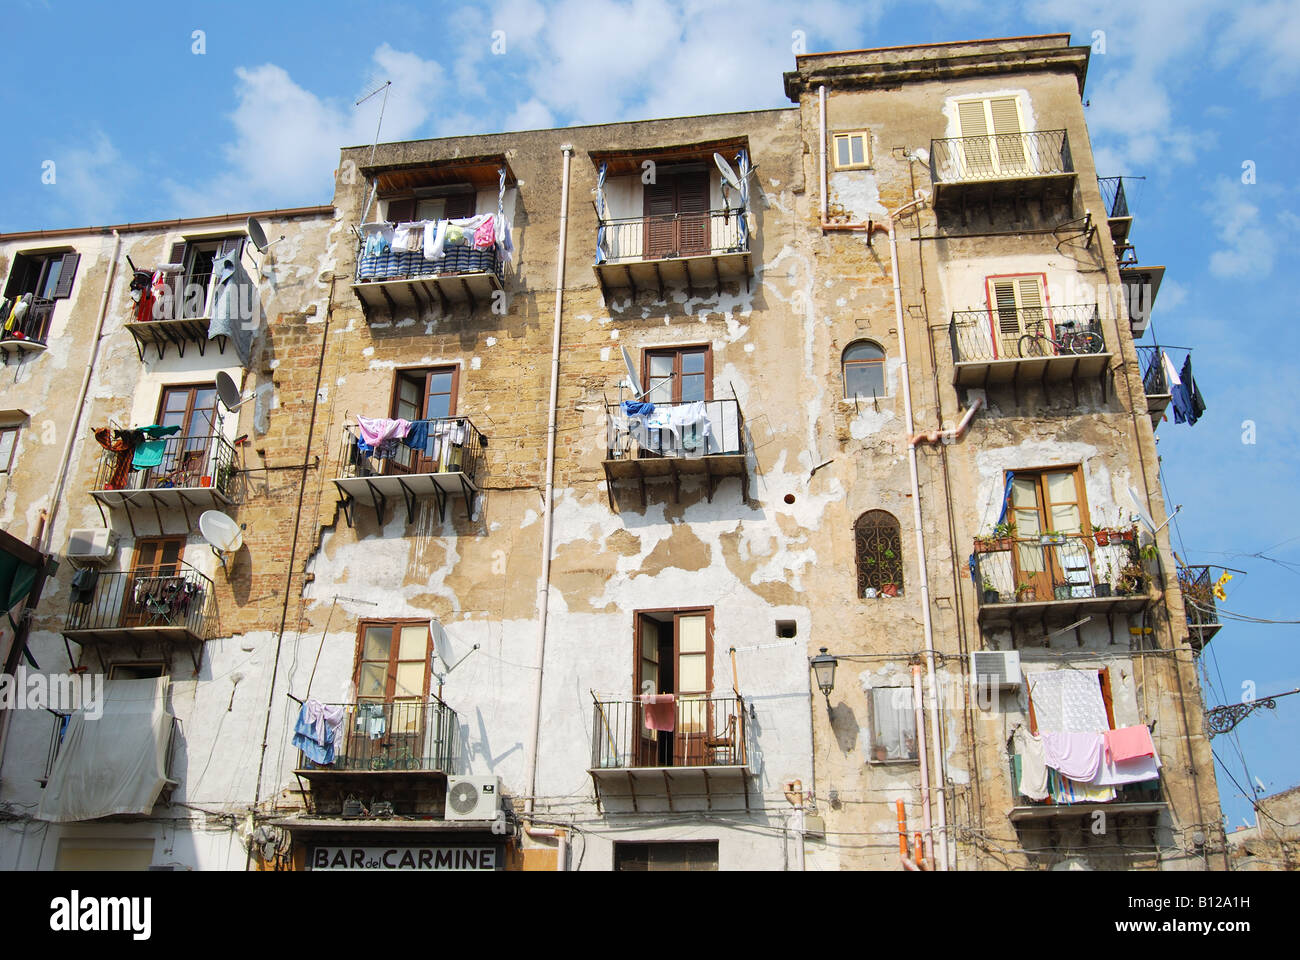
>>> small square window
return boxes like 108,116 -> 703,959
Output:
832,132 -> 870,170
0,427 -> 18,474
868,686 -> 918,763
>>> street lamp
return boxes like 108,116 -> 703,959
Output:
810,647 -> 837,704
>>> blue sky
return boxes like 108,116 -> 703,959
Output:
5,0 -> 1297,835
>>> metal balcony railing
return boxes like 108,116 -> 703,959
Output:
42,711 -> 180,786
355,233 -> 504,285
591,695 -> 747,770
950,303 -> 1104,363
92,432 -> 238,499
605,398 -> 745,461
1136,345 -> 1172,397
930,130 -> 1073,185
296,698 -> 459,773
596,209 -> 748,264
1177,565 -> 1221,634
65,564 -> 217,640
1011,754 -> 1161,807
1097,176 -> 1137,219
1,297 -> 55,346
337,418 -> 486,485
972,531 -> 1144,605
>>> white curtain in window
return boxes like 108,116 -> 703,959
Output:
871,687 -> 916,760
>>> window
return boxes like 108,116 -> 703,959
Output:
633,608 -> 713,767
165,237 -> 243,319
393,366 -> 459,421
123,537 -> 186,628
355,620 -> 432,705
956,96 -> 1026,173
832,131 -> 870,170
108,662 -> 166,680
385,190 -> 476,224
643,170 -> 710,259
868,686 -> 918,762
613,841 -> 719,871
4,250 -> 79,302
643,345 -> 711,404
0,426 -> 18,474
986,274 -> 1047,357
158,383 -> 219,438
855,510 -> 903,598
1006,466 -> 1091,600
842,340 -> 885,399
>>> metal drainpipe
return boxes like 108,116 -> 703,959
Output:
524,144 -> 573,816
40,229 -> 121,554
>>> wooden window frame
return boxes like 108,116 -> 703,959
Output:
1005,465 -> 1093,601
0,426 -> 18,474
352,619 -> 433,703
156,382 -> 220,440
389,365 -> 460,421
985,273 -> 1052,358
842,339 -> 886,400
642,169 -> 711,260
3,249 -> 79,302
831,130 -> 871,171
631,607 -> 715,697
130,536 -> 188,576
641,344 -> 712,404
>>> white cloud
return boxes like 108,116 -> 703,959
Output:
1205,177 -> 1276,279
504,98 -> 556,132
38,131 -> 135,228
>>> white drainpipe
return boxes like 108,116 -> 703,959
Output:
524,825 -> 568,871
524,145 -> 573,815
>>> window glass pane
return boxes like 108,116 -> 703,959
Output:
679,375 -> 705,403
394,662 -> 424,699
640,622 -> 658,661
415,198 -> 446,221
1010,477 -> 1039,510
851,136 -> 865,165
870,687 -> 917,760
844,363 -> 884,399
425,394 -> 451,421
362,625 -> 391,662
836,138 -> 850,166
648,355 -> 673,377
0,430 -> 15,471
358,663 -> 387,699
678,694 -> 707,732
678,616 -> 706,653
399,377 -> 421,406
1050,504 -> 1081,533
40,261 -> 62,299
1045,471 -> 1077,505
681,351 -> 706,374
398,624 -> 428,660
678,654 -> 706,693
844,341 -> 884,363
428,371 -> 453,395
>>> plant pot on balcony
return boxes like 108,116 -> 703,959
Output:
1094,530 -> 1110,546
1016,586 -> 1037,603
982,589 -> 1001,605
881,583 -> 899,598
1054,583 -> 1072,601
1094,583 -> 1112,598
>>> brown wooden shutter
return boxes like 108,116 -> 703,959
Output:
51,252 -> 79,299
165,242 -> 188,320
445,193 -> 475,219
3,254 -> 29,299
675,173 -> 710,257
218,236 -> 243,258
386,198 -> 415,223
1099,668 -> 1116,730
643,180 -> 677,259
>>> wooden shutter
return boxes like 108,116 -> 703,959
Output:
988,274 -> 1046,355
957,100 -> 989,138
957,100 -> 991,172
675,173 -> 710,257
445,193 -> 475,219
218,236 -> 243,258
989,98 -> 1025,169
643,180 -> 677,259
51,252 -> 79,299
165,242 -> 188,320
386,198 -> 415,223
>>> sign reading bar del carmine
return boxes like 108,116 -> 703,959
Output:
311,845 -> 500,870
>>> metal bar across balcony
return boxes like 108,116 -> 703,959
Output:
593,209 -> 751,296
295,698 -> 459,774
931,130 -> 1073,185
91,432 -> 238,501
0,297 -> 55,352
590,695 -> 748,770
352,230 -> 504,320
950,303 -> 1105,363
65,564 -> 217,644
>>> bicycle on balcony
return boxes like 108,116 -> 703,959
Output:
1017,319 -> 1103,359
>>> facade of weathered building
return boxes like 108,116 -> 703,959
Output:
0,33 -> 1221,871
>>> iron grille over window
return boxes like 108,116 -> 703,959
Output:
855,510 -> 903,598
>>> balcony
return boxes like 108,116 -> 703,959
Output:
332,418 -> 486,527
949,303 -> 1112,401
1119,261 -> 1164,338
0,297 -> 54,357
1177,564 -> 1223,650
39,710 -> 180,799
1097,176 -> 1137,247
929,130 -> 1075,218
292,698 -> 460,817
63,565 -> 216,671
1136,344 -> 1194,428
352,237 -> 504,322
971,531 -> 1152,637
588,695 -> 751,812
602,398 -> 748,510
1008,755 -> 1165,825
593,209 -> 752,300
90,433 -> 238,534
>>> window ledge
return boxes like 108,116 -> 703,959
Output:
868,757 -> 919,766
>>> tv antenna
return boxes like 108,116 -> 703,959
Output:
357,79 -> 392,166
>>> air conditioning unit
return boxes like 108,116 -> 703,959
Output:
66,528 -> 117,564
445,775 -> 500,822
971,649 -> 1022,690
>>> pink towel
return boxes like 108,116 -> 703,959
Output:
473,217 -> 496,250
356,415 -> 411,446
1042,731 -> 1104,781
1105,725 -> 1155,763
642,694 -> 676,732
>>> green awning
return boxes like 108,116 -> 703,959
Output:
0,548 -> 38,615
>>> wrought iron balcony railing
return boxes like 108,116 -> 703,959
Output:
92,432 -> 238,500
65,564 -> 217,640
1136,345 -> 1171,397
930,130 -> 1073,185
1097,176 -> 1143,220
295,698 -> 459,773
972,531 -> 1144,605
605,398 -> 745,461
355,233 -> 504,285
337,418 -> 486,486
1,296 -> 55,347
596,209 -> 748,264
591,695 -> 747,770
1177,564 -> 1221,635
950,303 -> 1104,363
42,710 -> 179,787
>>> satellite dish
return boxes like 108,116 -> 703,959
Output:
1126,484 -> 1158,535
714,153 -> 743,192
246,216 -> 284,254
200,511 -> 244,572
216,371 -> 253,411
621,346 -> 644,398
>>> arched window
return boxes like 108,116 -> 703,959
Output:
855,510 -> 903,598
843,340 -> 886,400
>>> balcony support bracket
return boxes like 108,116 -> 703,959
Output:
364,479 -> 388,525
396,476 -> 418,526
662,770 -> 674,812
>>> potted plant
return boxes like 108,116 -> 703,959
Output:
981,577 -> 1000,605
873,744 -> 890,762
1053,580 -> 1072,601
1094,527 -> 1111,546
993,520 -> 1017,550
881,583 -> 899,597
974,534 -> 997,553
1117,562 -> 1147,596
1015,579 -> 1037,603
1095,561 -> 1113,597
